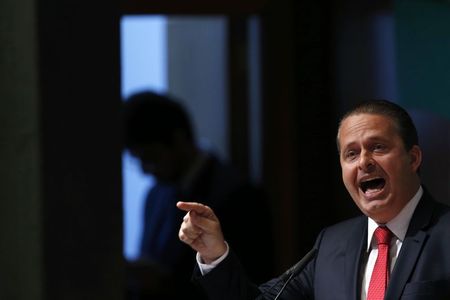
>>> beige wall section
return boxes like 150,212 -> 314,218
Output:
0,0 -> 43,299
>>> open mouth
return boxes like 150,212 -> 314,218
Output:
359,178 -> 386,194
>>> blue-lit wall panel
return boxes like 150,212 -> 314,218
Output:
120,16 -> 167,260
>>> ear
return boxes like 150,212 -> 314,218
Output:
409,145 -> 422,173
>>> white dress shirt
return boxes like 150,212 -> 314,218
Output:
361,186 -> 423,300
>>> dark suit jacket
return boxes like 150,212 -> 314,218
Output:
194,191 -> 450,299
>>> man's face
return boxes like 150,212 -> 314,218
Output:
338,113 -> 422,223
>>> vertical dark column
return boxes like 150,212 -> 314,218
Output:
260,0 -> 300,271
292,1 -> 341,253
0,0 -> 43,298
228,16 -> 250,177
37,1 -> 124,299
260,0 -> 344,271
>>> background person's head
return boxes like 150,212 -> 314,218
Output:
337,100 -> 422,223
123,91 -> 197,183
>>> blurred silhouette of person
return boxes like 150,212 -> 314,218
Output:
123,91 -> 274,299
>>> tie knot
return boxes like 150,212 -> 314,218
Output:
374,226 -> 392,245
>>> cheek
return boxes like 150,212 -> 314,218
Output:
341,166 -> 355,189
341,163 -> 353,177
381,159 -> 405,180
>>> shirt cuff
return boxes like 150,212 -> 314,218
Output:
196,241 -> 230,276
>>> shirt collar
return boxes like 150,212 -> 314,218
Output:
366,185 -> 423,251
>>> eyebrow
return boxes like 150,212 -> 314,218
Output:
341,136 -> 390,150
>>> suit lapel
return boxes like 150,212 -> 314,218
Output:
344,216 -> 367,300
385,192 -> 435,300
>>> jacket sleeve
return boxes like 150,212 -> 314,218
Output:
192,249 -> 261,300
192,230 -> 325,300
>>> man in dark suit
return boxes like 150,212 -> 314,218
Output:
177,99 -> 450,299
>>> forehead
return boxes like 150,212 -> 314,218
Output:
338,113 -> 398,145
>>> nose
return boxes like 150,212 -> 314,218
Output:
358,151 -> 375,172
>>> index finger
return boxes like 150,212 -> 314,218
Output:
176,201 -> 213,216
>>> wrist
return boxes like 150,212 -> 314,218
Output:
201,241 -> 228,264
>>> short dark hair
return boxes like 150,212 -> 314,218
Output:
123,91 -> 194,149
337,99 -> 419,152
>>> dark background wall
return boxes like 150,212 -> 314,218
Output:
1,0 -> 450,298
1,0 -> 123,299
1,0 -> 43,298
38,1 -> 124,299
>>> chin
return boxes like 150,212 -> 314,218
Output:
365,204 -> 391,221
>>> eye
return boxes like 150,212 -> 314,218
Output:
344,149 -> 358,161
373,143 -> 386,152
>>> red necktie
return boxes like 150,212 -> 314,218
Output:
367,226 -> 392,300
